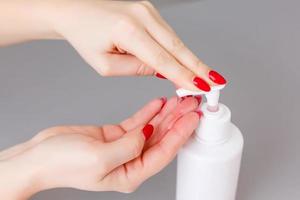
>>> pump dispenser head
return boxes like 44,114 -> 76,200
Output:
176,85 -> 225,112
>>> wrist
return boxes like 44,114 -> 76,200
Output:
0,0 -> 63,42
22,0 -> 64,40
0,157 -> 44,200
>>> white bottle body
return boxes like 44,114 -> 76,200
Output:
176,104 -> 243,200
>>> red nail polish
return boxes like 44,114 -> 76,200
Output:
156,73 -> 167,79
193,77 -> 211,92
195,95 -> 202,104
181,95 -> 191,101
142,124 -> 154,140
209,70 -> 227,85
160,97 -> 167,108
195,110 -> 203,118
177,96 -> 184,103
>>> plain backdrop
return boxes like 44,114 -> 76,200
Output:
1,0 -> 299,199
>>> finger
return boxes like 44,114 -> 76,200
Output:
33,97 -> 165,143
142,112 -> 200,177
120,97 -> 165,132
101,97 -> 165,143
96,112 -> 199,191
136,3 -> 227,86
142,96 -> 178,149
150,96 -> 201,127
97,53 -> 156,76
139,1 -> 175,33
149,96 -> 179,127
137,6 -> 215,86
146,96 -> 200,148
113,21 -> 201,91
0,141 -> 31,160
101,124 -> 154,171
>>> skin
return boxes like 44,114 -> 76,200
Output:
0,0 -> 214,198
0,97 -> 201,199
0,0 -> 218,90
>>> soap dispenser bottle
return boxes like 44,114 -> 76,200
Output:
176,86 -> 244,200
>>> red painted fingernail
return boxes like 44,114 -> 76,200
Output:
181,95 -> 192,101
156,73 -> 167,79
195,95 -> 202,104
209,70 -> 227,85
195,110 -> 203,118
177,96 -> 184,103
193,76 -> 211,92
160,97 -> 167,108
142,124 -> 154,141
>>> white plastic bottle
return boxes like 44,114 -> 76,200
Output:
176,86 -> 243,200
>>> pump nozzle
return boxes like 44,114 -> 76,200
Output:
176,85 -> 225,112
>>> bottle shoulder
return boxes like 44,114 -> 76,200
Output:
180,123 -> 244,161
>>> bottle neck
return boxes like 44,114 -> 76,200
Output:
195,103 -> 232,144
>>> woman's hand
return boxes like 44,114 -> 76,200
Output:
0,0 -> 226,91
50,0 -> 227,91
0,96 -> 202,199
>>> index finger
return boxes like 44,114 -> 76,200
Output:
113,20 -> 209,92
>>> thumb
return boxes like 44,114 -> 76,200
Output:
101,124 -> 154,170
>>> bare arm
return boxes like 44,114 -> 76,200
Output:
0,0 -> 226,90
0,0 -> 60,46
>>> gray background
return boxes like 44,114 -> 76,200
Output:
1,0 -> 299,199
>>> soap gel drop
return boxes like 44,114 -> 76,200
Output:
176,86 -> 244,200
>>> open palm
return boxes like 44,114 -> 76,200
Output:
2,96 -> 200,194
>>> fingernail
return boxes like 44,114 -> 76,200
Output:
193,76 -> 211,92
195,110 -> 203,118
209,70 -> 227,85
160,97 -> 167,108
181,95 -> 192,101
142,124 -> 154,141
195,95 -> 202,104
177,96 -> 184,103
156,73 -> 167,79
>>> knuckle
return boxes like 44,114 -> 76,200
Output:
114,17 -> 138,39
38,126 -> 63,135
43,126 -> 61,132
170,37 -> 185,54
140,1 -> 155,9
154,50 -> 170,66
195,59 -> 208,70
196,59 -> 204,66
131,2 -> 151,15
191,59 -> 202,69
176,67 -> 193,81
119,182 -> 139,193
30,131 -> 47,142
97,58 -> 112,76
98,66 -> 112,76
130,138 -> 142,158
